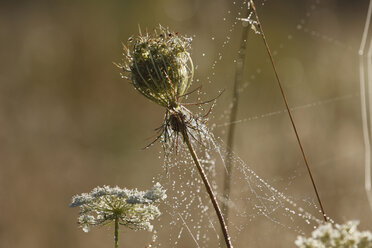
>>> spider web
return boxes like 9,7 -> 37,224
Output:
149,0 -> 368,247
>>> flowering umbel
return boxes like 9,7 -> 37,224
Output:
118,25 -> 194,108
70,183 -> 166,233
295,221 -> 372,248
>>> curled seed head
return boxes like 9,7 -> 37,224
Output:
120,25 -> 194,108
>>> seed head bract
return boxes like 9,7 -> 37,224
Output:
118,25 -> 194,108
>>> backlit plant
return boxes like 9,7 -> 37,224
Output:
295,221 -> 372,248
117,25 -> 233,248
70,183 -> 166,248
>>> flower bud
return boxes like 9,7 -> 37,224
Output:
120,26 -> 194,108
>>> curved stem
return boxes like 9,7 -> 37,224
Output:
114,215 -> 119,248
249,0 -> 327,222
223,6 -> 250,221
182,130 -> 233,248
359,0 -> 372,212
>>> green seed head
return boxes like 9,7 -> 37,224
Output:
120,25 -> 194,108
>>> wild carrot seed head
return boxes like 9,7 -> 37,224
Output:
118,25 -> 217,151
119,25 -> 194,108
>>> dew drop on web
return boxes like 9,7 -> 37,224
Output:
150,0 -> 363,246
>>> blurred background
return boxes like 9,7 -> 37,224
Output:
0,0 -> 370,247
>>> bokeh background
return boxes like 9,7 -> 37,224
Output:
0,0 -> 370,247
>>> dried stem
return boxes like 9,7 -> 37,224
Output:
359,0 -> 372,212
249,0 -> 327,222
222,7 -> 250,221
182,130 -> 233,248
115,215 -> 119,248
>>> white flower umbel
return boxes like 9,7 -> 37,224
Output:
70,183 -> 166,248
295,220 -> 372,248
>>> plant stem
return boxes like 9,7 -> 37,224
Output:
359,0 -> 372,213
182,130 -> 233,248
248,0 -> 327,222
114,215 -> 119,248
222,7 -> 250,221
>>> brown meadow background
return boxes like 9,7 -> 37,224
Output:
0,0 -> 369,247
